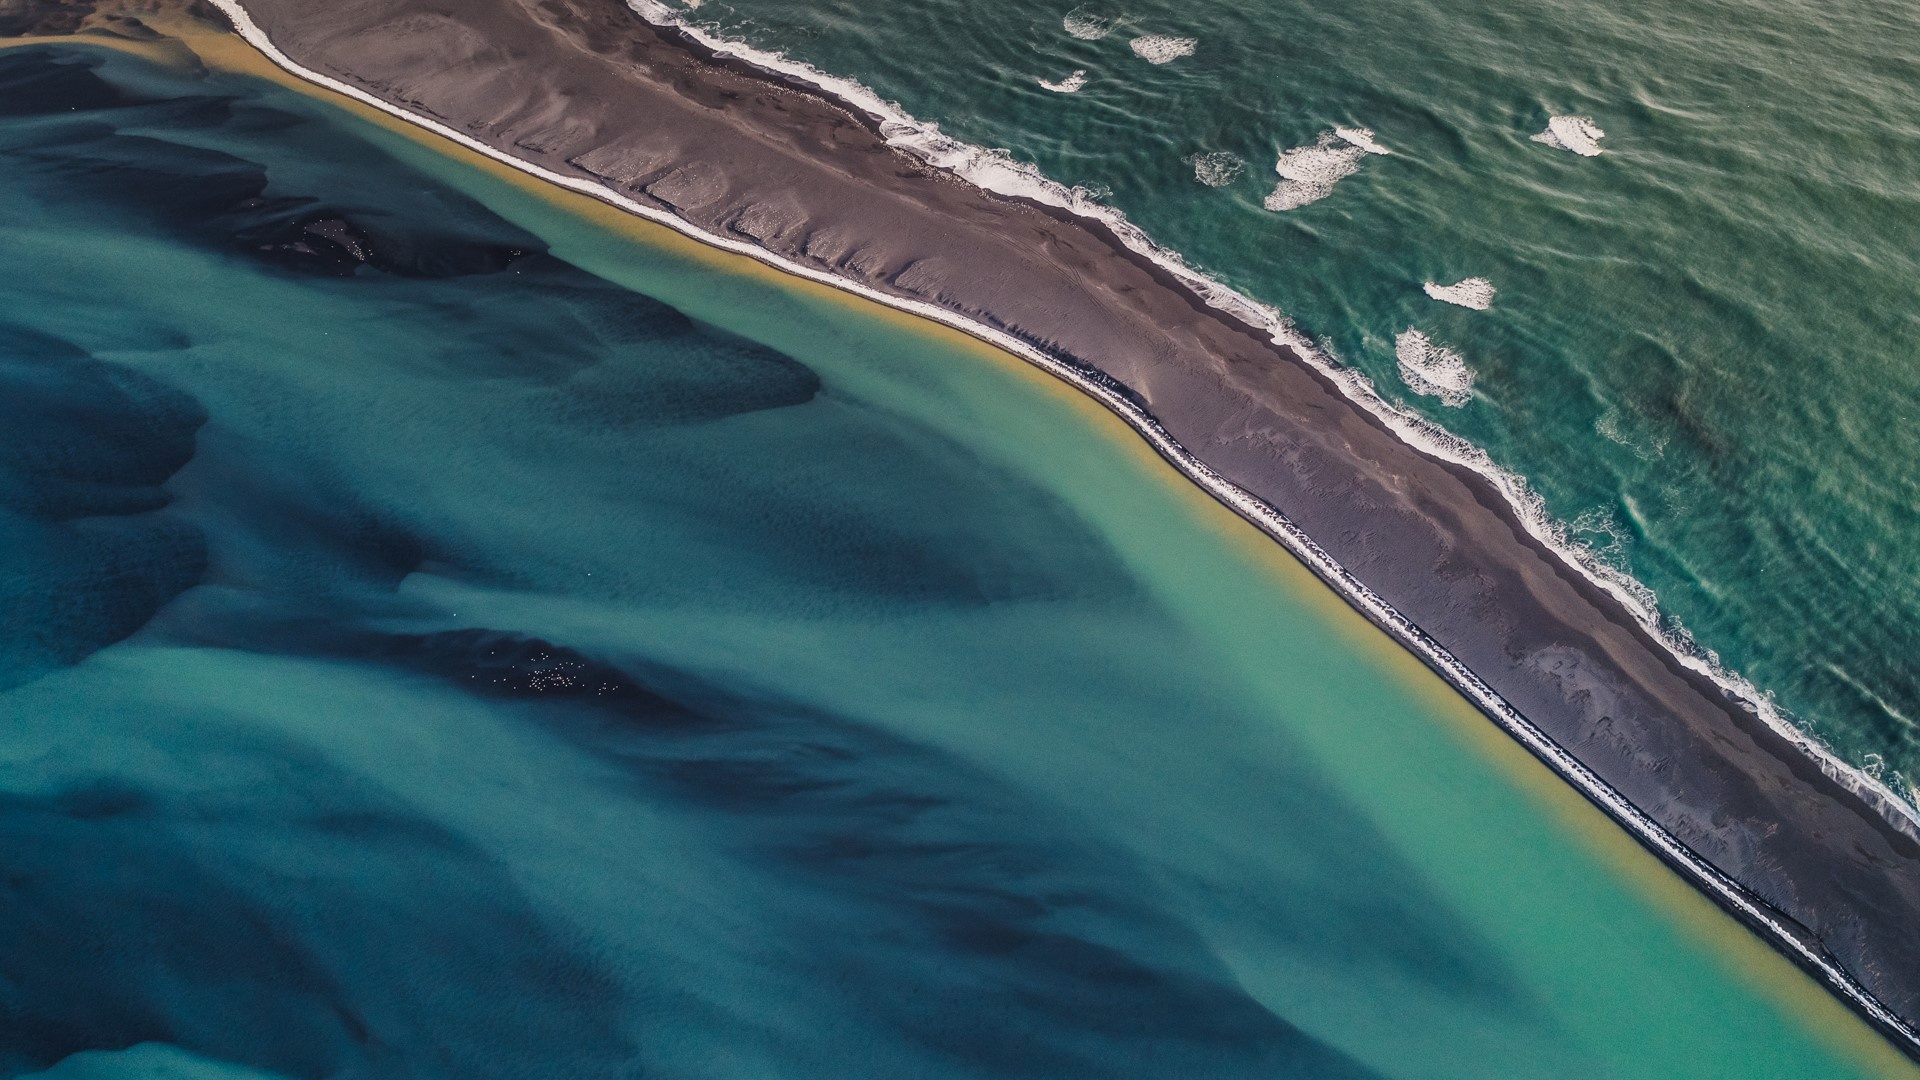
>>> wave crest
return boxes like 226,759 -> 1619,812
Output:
1129,35 -> 1196,63
1262,128 -> 1386,211
1423,277 -> 1495,310
1038,70 -> 1088,93
1186,151 -> 1243,188
1063,12 -> 1123,40
1531,115 -> 1606,156
1395,329 -> 1474,406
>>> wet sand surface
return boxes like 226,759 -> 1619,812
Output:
16,0 -> 1920,1048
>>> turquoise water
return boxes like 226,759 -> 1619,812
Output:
649,0 -> 1920,803
0,41 -> 1913,1079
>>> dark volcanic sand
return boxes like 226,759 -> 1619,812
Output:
46,0 -> 1920,1047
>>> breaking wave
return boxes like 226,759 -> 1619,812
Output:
1063,11 -> 1126,40
1263,127 -> 1389,211
1129,35 -> 1196,63
1038,69 -> 1088,93
1186,151 -> 1243,187
1395,329 -> 1474,406
1532,115 -> 1606,156
1331,125 -> 1390,156
1424,277 -> 1495,310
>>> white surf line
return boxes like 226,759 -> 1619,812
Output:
204,0 -> 1920,1052
617,2 -> 1920,848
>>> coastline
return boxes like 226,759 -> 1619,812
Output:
621,0 -> 1920,847
16,0 -> 1920,1055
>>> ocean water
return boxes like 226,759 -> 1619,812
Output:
1,41 -> 1915,1078
645,0 -> 1920,806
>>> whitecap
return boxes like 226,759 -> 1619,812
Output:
1186,151 -> 1243,187
1038,70 -> 1088,93
1263,130 -> 1372,211
1531,115 -> 1606,156
1063,12 -> 1121,40
1395,329 -> 1474,406
1423,277 -> 1495,310
1332,126 -> 1391,156
1569,507 -> 1633,568
1596,409 -> 1667,460
1130,35 -> 1196,63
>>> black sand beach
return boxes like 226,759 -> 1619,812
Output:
13,0 -> 1920,1052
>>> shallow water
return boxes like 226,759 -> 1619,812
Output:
0,43 -> 1912,1079
655,0 -> 1920,806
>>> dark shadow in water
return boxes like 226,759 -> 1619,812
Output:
243,624 -> 1388,1079
0,749 -> 632,1079
0,48 -> 1132,611
0,49 -> 544,279
525,274 -> 826,425
0,324 -> 206,689
0,42 -> 132,113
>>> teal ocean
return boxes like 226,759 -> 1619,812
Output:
1,41 -> 1914,1078
645,0 -> 1920,807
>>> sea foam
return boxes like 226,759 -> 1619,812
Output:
1186,151 -> 1243,188
1423,277 -> 1495,310
194,1 -> 1920,1031
1331,126 -> 1390,156
1531,115 -> 1606,156
1129,35 -> 1196,63
1395,329 -> 1474,406
1038,70 -> 1089,93
1063,12 -> 1123,40
1263,127 -> 1389,211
